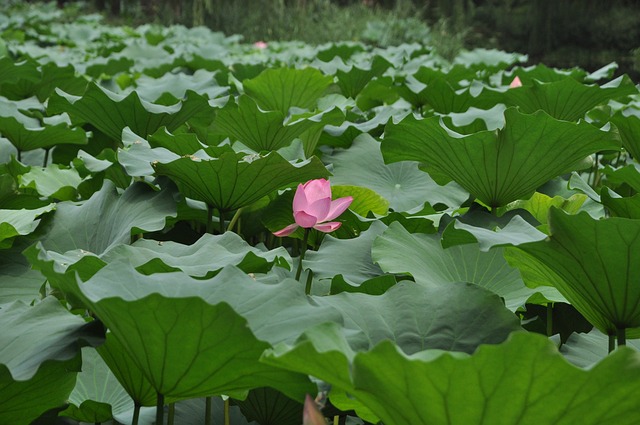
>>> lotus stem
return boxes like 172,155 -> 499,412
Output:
617,327 -> 626,347
132,403 -> 141,425
224,397 -> 230,425
17,149 -> 21,162
167,403 -> 175,425
156,392 -> 165,425
295,228 -> 310,282
608,334 -> 615,354
305,269 -> 314,295
43,148 -> 50,167
205,397 -> 212,425
206,204 -> 214,234
546,303 -> 553,336
219,209 -> 225,233
227,208 -> 243,233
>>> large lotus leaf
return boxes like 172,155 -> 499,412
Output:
601,187 -> 640,219
303,221 -> 387,287
0,239 -> 47,304
325,134 -> 468,212
382,107 -> 620,209
398,77 -> 500,114
0,353 -> 81,425
214,95 -> 342,152
47,84 -> 212,141
97,332 -> 156,408
74,265 -> 319,401
242,67 -> 333,114
264,330 -> 640,425
117,128 -> 180,177
152,151 -> 330,212
504,75 -> 638,121
314,280 -> 521,354
372,221 -> 560,311
62,346 -> 147,423
0,204 -> 54,248
335,55 -> 392,99
132,69 -> 228,102
36,180 -> 176,255
499,191 -> 587,225
516,208 -> 640,336
611,112 -> 640,160
559,328 -> 640,368
19,164 -> 84,200
0,115 -> 87,152
0,297 -> 96,380
441,214 -> 548,251
331,185 -> 389,216
232,387 -> 302,425
102,232 -> 291,277
0,57 -> 40,89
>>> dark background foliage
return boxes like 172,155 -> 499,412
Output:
13,0 -> 640,78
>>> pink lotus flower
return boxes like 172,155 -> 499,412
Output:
274,179 -> 353,237
254,41 -> 268,49
303,394 -> 326,425
509,76 -> 523,88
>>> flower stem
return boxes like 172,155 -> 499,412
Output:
305,269 -> 314,295
224,397 -> 230,425
206,204 -> 214,234
546,303 -> 553,336
219,209 -> 225,234
227,208 -> 243,233
295,228 -> 310,282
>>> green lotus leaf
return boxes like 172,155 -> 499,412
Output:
35,180 -> 176,255
0,57 -> 40,90
133,69 -> 228,102
62,347 -> 145,423
303,221 -> 387,287
315,280 -> 521,353
0,204 -> 54,248
601,187 -> 640,219
232,387 -> 302,425
499,191 -> 587,225
504,75 -> 638,121
152,151 -> 330,212
335,55 -> 392,99
559,328 -> 640,368
0,239 -> 47,304
382,107 -> 620,209
373,221 -> 560,310
214,95 -> 343,152
243,67 -> 333,114
610,111 -> 640,160
47,83 -> 212,141
97,332 -> 156,409
264,330 -> 640,425
326,134 -> 468,212
504,64 -> 587,85
74,264 -> 320,401
102,232 -> 291,277
0,354 -> 81,425
19,164 -> 84,201
331,185 -> 389,216
441,214 -> 548,251
516,208 -> 640,336
0,115 -> 87,153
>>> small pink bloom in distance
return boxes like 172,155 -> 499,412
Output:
509,76 -> 523,88
273,179 -> 353,237
254,41 -> 268,49
303,394 -> 326,425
